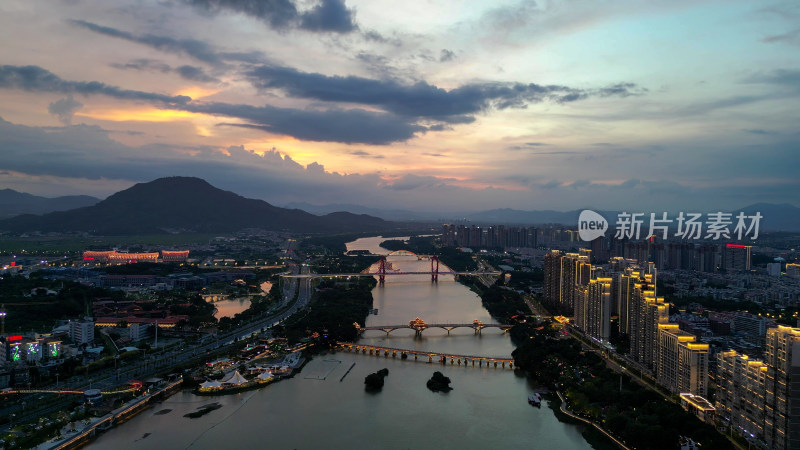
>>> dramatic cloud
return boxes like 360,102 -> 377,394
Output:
111,59 -> 220,83
185,0 -> 357,33
246,64 -> 645,121
175,65 -> 220,83
196,102 -> 424,144
48,95 -> 83,125
299,0 -> 357,32
70,20 -> 264,66
0,65 -> 190,104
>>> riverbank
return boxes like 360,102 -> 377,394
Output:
43,379 -> 183,450
511,322 -> 731,450
84,237 -> 593,450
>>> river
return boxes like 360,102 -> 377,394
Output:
89,236 -> 590,449
212,282 -> 272,320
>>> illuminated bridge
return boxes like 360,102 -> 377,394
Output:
282,251 -> 501,283
355,318 -> 512,336
0,380 -> 143,397
336,342 -> 514,368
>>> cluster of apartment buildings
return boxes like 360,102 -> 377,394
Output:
441,224 -> 539,249
543,249 -> 800,449
716,327 -> 800,450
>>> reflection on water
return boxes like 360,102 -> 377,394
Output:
212,298 -> 252,319
89,236 -> 590,449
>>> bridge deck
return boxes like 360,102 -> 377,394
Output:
360,323 -> 511,331
282,271 -> 501,278
337,342 -> 514,363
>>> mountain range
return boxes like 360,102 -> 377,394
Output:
0,177 -> 390,235
285,203 -> 800,232
1,178 -> 798,234
0,189 -> 99,219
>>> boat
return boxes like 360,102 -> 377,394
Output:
528,393 -> 541,407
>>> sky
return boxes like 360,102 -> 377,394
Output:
0,0 -> 798,214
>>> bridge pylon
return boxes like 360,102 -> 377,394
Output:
431,255 -> 439,282
378,256 -> 387,284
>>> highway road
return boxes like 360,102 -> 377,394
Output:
0,266 -> 312,430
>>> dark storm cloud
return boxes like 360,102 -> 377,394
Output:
192,102 -> 424,144
48,95 -> 83,125
246,65 -> 645,121
0,65 -> 190,104
70,20 -> 263,66
185,0 -> 357,33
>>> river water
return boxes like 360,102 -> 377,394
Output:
90,237 -> 590,449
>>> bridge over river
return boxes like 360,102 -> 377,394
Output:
336,342 -> 515,369
355,318 -> 512,336
280,250 -> 502,283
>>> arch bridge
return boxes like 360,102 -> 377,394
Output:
354,318 -> 512,336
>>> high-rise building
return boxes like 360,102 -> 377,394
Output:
574,277 -> 613,342
716,327 -> 800,449
667,242 -> 695,270
543,250 -> 591,314
441,224 -> 456,246
590,236 -> 610,264
716,350 -> 769,442
786,263 -> 800,279
630,285 -> 668,373
722,244 -> 752,272
657,324 -> 709,395
763,326 -> 800,450
694,244 -> 718,273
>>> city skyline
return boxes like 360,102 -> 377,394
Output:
1,0 -> 799,213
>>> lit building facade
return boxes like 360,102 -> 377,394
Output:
716,350 -> 769,441
763,326 -> 800,450
657,324 -> 709,396
161,250 -> 190,262
574,277 -> 613,342
722,244 -> 752,272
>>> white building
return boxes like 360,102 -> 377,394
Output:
128,323 -> 152,342
69,319 -> 95,346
